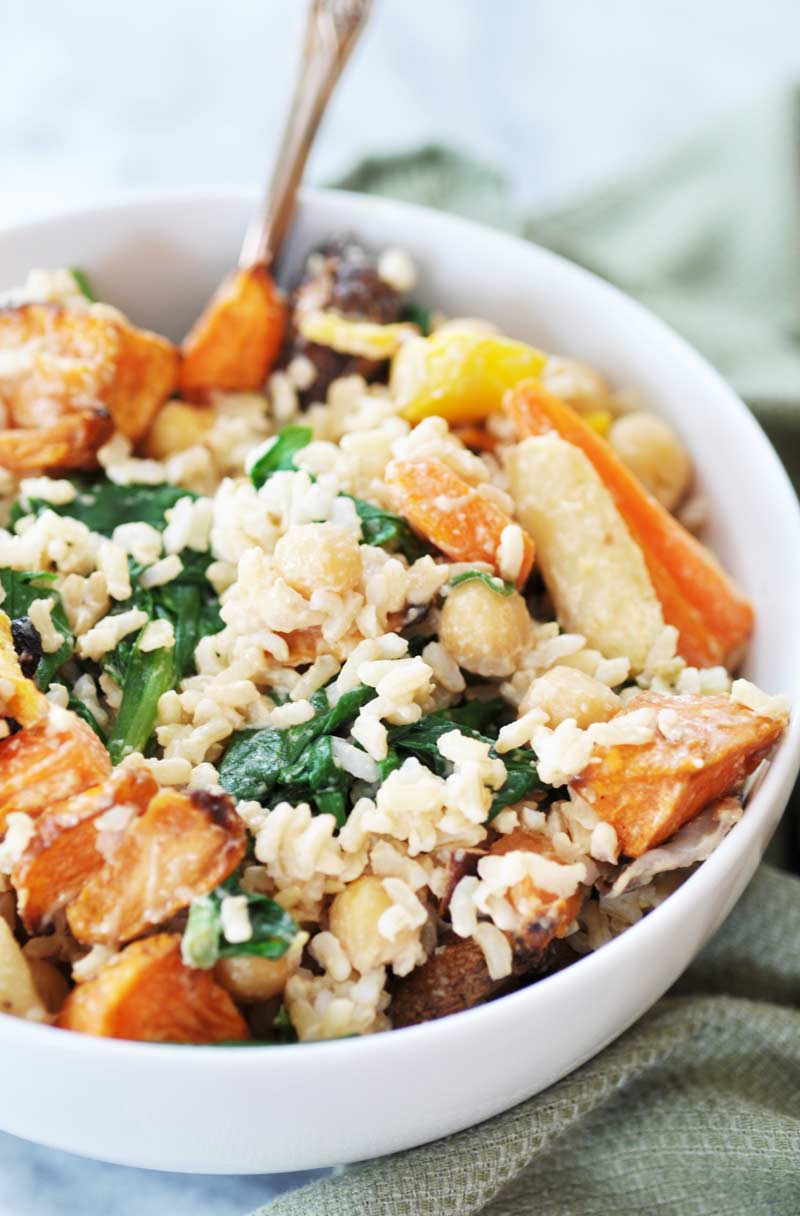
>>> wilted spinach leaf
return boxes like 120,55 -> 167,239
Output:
18,479 -> 196,536
181,875 -> 298,970
219,683 -> 374,815
346,496 -> 430,563
0,570 -> 73,689
250,426 -> 313,489
449,570 -> 515,596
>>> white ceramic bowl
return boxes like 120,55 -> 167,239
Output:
1,189 -> 799,1174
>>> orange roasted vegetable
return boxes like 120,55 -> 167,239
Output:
384,456 -> 535,588
0,611 -> 48,728
570,691 -> 786,857
56,934 -> 248,1043
505,383 -> 754,668
13,767 -> 158,933
179,265 -> 286,400
67,787 -> 246,946
0,707 -> 111,834
0,411 -> 113,472
0,304 -> 178,466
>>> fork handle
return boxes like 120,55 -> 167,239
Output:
239,0 -> 373,270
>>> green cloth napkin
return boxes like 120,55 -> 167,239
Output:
256,89 -> 800,1215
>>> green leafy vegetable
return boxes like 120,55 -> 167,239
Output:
386,703 -> 548,818
181,877 -> 298,970
68,694 -> 106,741
219,684 -> 375,813
250,426 -> 313,489
0,570 -> 73,690
18,479 -> 196,536
346,496 -> 431,563
69,268 -> 97,302
449,570 -> 515,597
401,302 -> 433,335
104,553 -> 222,764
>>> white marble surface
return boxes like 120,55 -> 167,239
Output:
2,2 -> 800,1213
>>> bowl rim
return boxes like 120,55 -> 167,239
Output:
1,184 -> 799,1069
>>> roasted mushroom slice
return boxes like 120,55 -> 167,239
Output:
67,788 -> 246,946
56,934 -> 248,1043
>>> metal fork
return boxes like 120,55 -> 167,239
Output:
238,0 -> 373,271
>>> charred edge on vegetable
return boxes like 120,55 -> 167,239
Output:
188,788 -> 239,831
10,616 -> 42,680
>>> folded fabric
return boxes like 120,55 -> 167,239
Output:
255,87 -> 800,1215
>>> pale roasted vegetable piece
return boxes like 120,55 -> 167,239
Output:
385,456 -> 535,588
519,666 -> 621,729
392,830 -> 584,1026
56,934 -> 248,1042
439,578 -> 532,678
0,917 -> 47,1022
570,692 -> 787,858
505,383 -> 753,669
67,788 -> 246,946
0,707 -> 111,835
142,400 -> 214,459
296,310 -> 417,359
179,265 -> 286,400
390,329 -> 545,424
0,303 -> 178,459
608,411 -> 692,512
214,955 -> 291,1005
12,767 -> 158,933
505,434 -> 664,672
0,610 -> 48,728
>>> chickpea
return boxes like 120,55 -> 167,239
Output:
542,356 -> 615,415
214,955 -> 290,1004
520,665 -> 621,728
143,401 -> 214,459
608,411 -> 692,511
439,579 -> 531,678
26,957 -> 69,1014
329,876 -> 393,973
274,523 -> 362,598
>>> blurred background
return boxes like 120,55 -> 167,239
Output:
5,0 -> 800,227
2,2 -> 799,1214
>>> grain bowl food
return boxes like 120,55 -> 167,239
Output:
0,242 -> 789,1045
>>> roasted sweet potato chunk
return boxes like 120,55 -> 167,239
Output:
0,610 -> 48,728
384,455 -> 535,588
0,411 -> 113,472
103,320 -> 180,441
179,265 -> 286,400
13,767 -> 158,933
570,691 -> 787,857
56,934 -> 248,1042
0,303 -> 178,468
393,830 -> 584,1026
67,788 -> 246,946
0,707 -> 111,834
